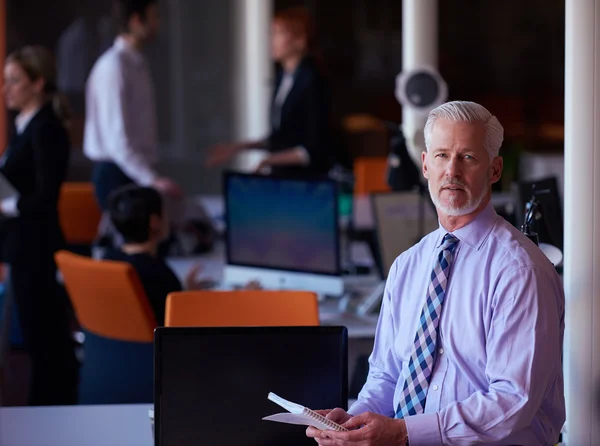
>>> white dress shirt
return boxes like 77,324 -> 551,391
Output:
83,36 -> 159,186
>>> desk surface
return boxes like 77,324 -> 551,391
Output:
0,400 -> 360,446
0,404 -> 154,446
166,241 -> 380,339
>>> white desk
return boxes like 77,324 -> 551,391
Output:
0,399 -> 361,446
166,241 -> 380,339
0,404 -> 154,446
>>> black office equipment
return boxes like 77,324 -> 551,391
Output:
518,177 -> 563,251
154,326 -> 348,446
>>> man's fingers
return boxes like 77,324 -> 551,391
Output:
325,407 -> 349,422
306,426 -> 322,438
342,412 -> 369,429
314,438 -> 343,446
318,429 -> 355,445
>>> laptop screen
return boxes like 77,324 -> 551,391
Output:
224,172 -> 340,276
154,326 -> 348,446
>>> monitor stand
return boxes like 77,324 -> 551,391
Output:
223,265 -> 345,297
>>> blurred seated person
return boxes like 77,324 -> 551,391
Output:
104,185 -> 214,324
206,7 -> 333,176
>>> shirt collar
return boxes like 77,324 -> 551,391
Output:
434,200 -> 498,251
15,107 -> 41,134
114,36 -> 145,66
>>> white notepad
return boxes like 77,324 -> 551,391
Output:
263,392 -> 348,432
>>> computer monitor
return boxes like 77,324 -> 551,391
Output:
371,191 -> 438,278
223,172 -> 343,295
355,191 -> 438,317
154,326 -> 348,446
518,176 -> 563,251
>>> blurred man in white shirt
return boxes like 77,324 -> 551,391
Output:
84,0 -> 181,211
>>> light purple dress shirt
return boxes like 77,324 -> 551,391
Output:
349,202 -> 565,445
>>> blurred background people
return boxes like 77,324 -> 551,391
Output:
0,45 -> 78,405
103,185 -> 213,325
207,7 -> 334,176
83,0 -> 182,212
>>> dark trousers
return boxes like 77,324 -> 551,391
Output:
10,257 -> 79,405
91,162 -> 134,211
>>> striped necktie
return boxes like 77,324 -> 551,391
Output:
396,233 -> 459,418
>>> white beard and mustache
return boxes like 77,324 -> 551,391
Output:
429,175 -> 490,217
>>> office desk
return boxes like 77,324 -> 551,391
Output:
166,241 -> 380,339
0,404 -> 154,446
0,400 -> 361,446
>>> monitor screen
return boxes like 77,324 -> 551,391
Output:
371,192 -> 438,278
518,177 -> 563,250
224,173 -> 340,275
154,326 -> 348,446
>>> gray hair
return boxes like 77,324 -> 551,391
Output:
423,101 -> 504,159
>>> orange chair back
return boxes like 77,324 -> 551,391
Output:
353,156 -> 391,196
58,182 -> 102,245
55,250 -> 157,342
165,290 -> 319,327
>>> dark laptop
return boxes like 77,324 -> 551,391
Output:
154,326 -> 348,446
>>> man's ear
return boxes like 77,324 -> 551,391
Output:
421,151 -> 429,180
490,156 -> 503,184
149,214 -> 162,235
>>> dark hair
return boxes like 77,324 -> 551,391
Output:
108,185 -> 163,244
113,0 -> 158,33
6,45 -> 71,126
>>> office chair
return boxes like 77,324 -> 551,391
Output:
164,290 -> 320,327
58,182 -> 102,255
55,250 -> 156,404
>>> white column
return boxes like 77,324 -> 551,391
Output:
563,1 -> 600,444
402,0 -> 438,164
234,0 -> 273,141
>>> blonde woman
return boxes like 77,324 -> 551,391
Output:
0,45 -> 78,405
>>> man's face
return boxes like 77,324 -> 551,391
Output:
422,118 -> 503,217
149,211 -> 169,243
130,3 -> 160,42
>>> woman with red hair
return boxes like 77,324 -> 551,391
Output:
208,8 -> 333,176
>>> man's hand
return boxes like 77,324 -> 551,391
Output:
184,263 -> 216,290
309,412 -> 408,446
153,177 -> 183,198
306,409 -> 353,441
242,280 -> 263,290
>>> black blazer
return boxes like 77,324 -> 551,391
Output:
0,103 -> 70,264
268,56 -> 333,176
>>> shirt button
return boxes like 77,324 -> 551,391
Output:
439,348 -> 444,355
433,385 -> 439,391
